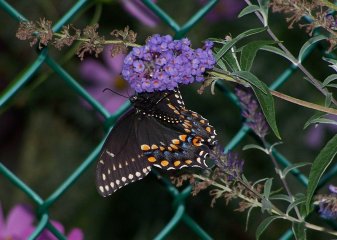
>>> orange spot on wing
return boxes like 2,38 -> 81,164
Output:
174,161 -> 181,167
147,156 -> 156,162
179,135 -> 187,141
141,144 -> 150,151
161,160 -> 169,167
192,137 -> 202,146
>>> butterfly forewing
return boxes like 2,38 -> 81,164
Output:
96,109 -> 151,197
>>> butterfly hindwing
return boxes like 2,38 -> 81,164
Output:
136,114 -> 210,170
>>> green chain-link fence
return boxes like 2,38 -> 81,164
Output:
0,0 -> 336,239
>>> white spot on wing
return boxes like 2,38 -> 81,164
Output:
99,186 -> 104,193
102,174 -> 106,181
122,177 -> 127,182
106,151 -> 115,158
105,185 -> 109,191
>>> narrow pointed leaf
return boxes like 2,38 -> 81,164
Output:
238,5 -> 260,18
256,216 -> 283,240
292,221 -> 307,240
282,162 -> 311,178
305,135 -> 337,214
322,74 -> 337,87
240,40 -> 277,71
263,178 -> 273,198
260,45 -> 297,64
245,206 -> 256,231
215,27 -> 267,61
303,112 -> 326,129
298,35 -> 327,63
242,144 -> 268,153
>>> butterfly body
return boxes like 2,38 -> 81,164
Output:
96,89 -> 217,196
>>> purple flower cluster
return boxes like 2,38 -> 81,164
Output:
316,185 -> 337,220
210,146 -> 244,181
235,85 -> 269,138
122,34 -> 215,92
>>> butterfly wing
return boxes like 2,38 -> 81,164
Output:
96,88 -> 218,196
136,89 -> 217,170
96,108 -> 151,197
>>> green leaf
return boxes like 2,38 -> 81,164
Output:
292,222 -> 307,240
245,206 -> 256,231
305,135 -> 337,214
281,162 -> 311,179
303,112 -> 326,129
222,50 -> 240,71
323,56 -> 337,65
286,194 -> 305,215
308,118 -> 337,126
263,178 -> 273,198
269,194 -> 292,203
217,59 -> 227,71
252,177 -> 269,188
260,45 -> 297,64
257,0 -> 270,26
234,71 -> 280,139
253,87 -> 280,139
256,216 -> 283,240
238,4 -> 260,18
240,40 -> 277,71
261,198 -> 273,213
242,143 -> 268,153
322,74 -> 337,88
233,71 -> 267,94
298,35 -> 328,63
325,83 -> 337,89
215,27 -> 267,61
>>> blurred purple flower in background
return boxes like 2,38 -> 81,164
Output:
37,220 -> 83,240
0,203 -> 84,239
79,45 -> 130,114
0,204 -> 34,239
120,0 -> 159,27
305,114 -> 337,149
200,0 -> 245,22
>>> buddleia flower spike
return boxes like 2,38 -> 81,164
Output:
96,34 -> 217,196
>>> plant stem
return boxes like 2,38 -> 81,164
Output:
192,174 -> 337,236
261,138 -> 302,219
244,0 -> 337,106
53,32 -> 141,48
209,70 -> 337,116
270,90 -> 337,115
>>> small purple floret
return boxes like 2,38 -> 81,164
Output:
122,34 -> 215,92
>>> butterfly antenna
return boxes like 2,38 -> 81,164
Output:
103,88 -> 128,98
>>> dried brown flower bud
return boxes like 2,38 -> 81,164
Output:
53,25 -> 81,50
77,24 -> 105,60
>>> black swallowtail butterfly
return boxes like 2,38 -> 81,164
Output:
96,89 -> 217,196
